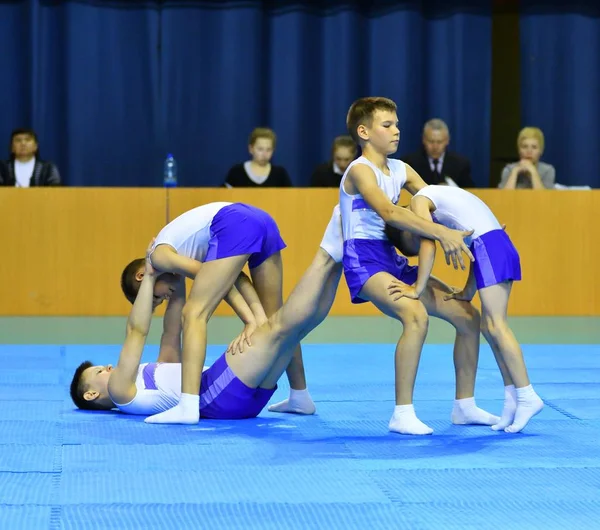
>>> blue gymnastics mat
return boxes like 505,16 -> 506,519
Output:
1,343 -> 599,530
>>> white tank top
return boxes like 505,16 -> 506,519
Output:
339,157 -> 407,242
113,362 -> 182,415
414,185 -> 501,239
152,202 -> 232,261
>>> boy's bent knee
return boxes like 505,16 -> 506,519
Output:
455,304 -> 481,333
401,304 -> 429,333
481,313 -> 508,339
181,301 -> 211,324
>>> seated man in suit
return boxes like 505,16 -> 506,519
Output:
401,119 -> 474,188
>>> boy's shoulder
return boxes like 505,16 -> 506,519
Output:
388,157 -> 405,169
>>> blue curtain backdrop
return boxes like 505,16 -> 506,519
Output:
520,2 -> 600,187
0,1 -> 492,187
0,0 -> 161,186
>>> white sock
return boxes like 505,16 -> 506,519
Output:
268,388 -> 316,415
491,385 -> 517,431
388,404 -> 433,435
451,397 -> 500,426
505,384 -> 544,433
144,393 -> 200,425
319,205 -> 343,263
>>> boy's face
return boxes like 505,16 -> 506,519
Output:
82,364 -> 113,403
133,268 -> 178,307
249,138 -> 274,165
12,133 -> 38,158
333,146 -> 355,173
152,276 -> 177,307
360,110 -> 400,155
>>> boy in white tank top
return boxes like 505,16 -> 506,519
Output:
340,97 -> 496,435
119,202 -> 312,424
70,209 -> 346,420
386,185 -> 544,433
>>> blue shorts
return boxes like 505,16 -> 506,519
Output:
343,239 -> 418,304
205,203 -> 286,269
200,353 -> 276,419
471,229 -> 522,289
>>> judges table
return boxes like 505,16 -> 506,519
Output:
1,188 -> 598,316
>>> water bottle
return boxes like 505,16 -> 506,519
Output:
163,154 -> 178,187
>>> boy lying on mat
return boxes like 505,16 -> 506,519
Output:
69,209 -> 346,420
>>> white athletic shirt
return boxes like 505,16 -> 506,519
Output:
414,185 -> 501,239
151,202 -> 232,261
112,362 -> 212,415
339,157 -> 407,242
113,363 -> 182,415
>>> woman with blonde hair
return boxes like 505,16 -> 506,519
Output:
498,127 -> 555,189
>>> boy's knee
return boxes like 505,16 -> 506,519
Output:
481,314 -> 507,340
258,316 -> 295,349
181,301 -> 210,324
480,315 -> 492,336
402,304 -> 429,333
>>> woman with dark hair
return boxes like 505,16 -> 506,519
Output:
0,128 -> 61,187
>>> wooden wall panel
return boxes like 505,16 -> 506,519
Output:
1,188 -> 597,316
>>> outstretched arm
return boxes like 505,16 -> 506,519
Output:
444,261 -> 478,303
225,271 -> 269,354
234,271 -> 268,326
347,164 -> 473,269
348,164 -> 441,239
411,196 -> 437,296
109,245 -> 157,404
223,282 -> 257,326
387,196 -> 437,301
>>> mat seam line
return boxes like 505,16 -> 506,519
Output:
48,346 -> 65,530
540,397 -> 582,420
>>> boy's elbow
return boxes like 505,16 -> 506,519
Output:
127,324 -> 148,339
379,205 -> 396,223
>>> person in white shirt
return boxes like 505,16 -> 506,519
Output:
72,210 -> 344,420
386,185 -> 544,434
0,128 -> 61,187
120,201 -> 313,425
340,97 -> 496,436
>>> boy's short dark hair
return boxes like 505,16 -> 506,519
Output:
70,361 -> 105,410
346,97 -> 397,144
121,258 -> 145,303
